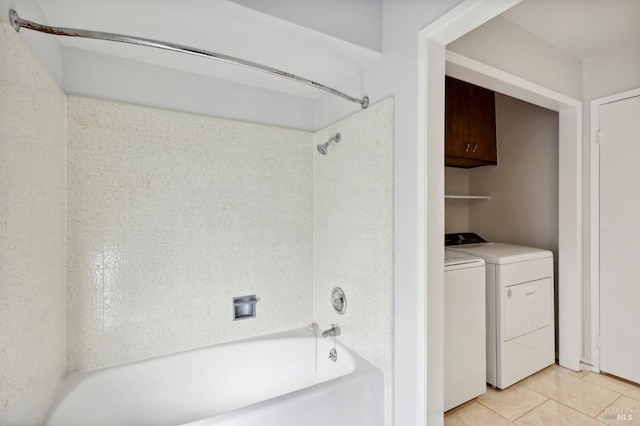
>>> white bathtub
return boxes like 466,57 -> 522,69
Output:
43,328 -> 384,426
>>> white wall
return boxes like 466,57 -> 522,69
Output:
229,0 -> 382,52
0,19 -> 66,425
314,98 -> 394,426
582,36 -> 640,363
66,96 -> 314,370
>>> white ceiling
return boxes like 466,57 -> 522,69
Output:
501,0 -> 640,59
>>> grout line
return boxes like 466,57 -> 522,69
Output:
488,368 -> 617,422
481,406 -> 513,424
446,401 -> 515,424
477,400 -> 520,424
510,399 -> 554,424
585,372 -> 640,397
507,396 -> 549,422
549,399 -> 609,424
594,394 -> 624,419
519,375 -> 622,418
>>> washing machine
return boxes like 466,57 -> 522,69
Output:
446,233 -> 555,389
444,249 -> 486,411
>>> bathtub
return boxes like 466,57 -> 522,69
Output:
43,328 -> 384,426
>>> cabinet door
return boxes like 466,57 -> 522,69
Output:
467,84 -> 497,163
445,77 -> 472,160
445,77 -> 497,168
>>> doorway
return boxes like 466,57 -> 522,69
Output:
418,2 -> 583,424
590,88 -> 640,384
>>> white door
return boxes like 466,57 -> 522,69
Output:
599,94 -> 640,384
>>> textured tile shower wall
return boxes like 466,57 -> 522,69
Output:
313,97 -> 394,426
0,21 -> 67,424
66,96 -> 314,371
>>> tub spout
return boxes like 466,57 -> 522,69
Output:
322,325 -> 341,337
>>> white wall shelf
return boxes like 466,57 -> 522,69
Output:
444,195 -> 491,200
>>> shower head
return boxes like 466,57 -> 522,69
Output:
317,144 -> 329,155
316,133 -> 341,155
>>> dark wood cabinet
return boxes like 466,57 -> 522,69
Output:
445,76 -> 497,168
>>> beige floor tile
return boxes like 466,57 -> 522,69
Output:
520,366 -> 620,417
445,402 -> 515,426
596,395 -> 640,425
445,399 -> 476,416
584,373 -> 640,401
477,384 -> 548,420
515,400 -> 606,426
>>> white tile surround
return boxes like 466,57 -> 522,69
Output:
0,20 -> 67,425
66,96 -> 315,370
314,97 -> 395,426
1,14 -> 395,424
65,98 -> 396,425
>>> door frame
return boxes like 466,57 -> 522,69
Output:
417,1 -> 583,423
589,87 -> 640,373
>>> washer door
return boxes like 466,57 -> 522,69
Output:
503,278 -> 552,342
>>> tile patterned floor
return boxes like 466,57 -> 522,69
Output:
445,364 -> 640,425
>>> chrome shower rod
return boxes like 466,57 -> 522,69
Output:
9,9 -> 369,109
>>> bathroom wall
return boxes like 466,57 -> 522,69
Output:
0,19 -> 66,425
66,96 -> 314,371
314,97 -> 394,426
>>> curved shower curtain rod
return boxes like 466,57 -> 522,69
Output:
9,9 -> 369,109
